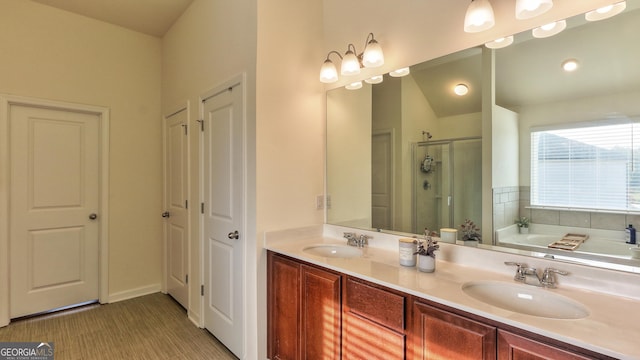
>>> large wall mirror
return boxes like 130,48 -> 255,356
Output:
327,1 -> 640,272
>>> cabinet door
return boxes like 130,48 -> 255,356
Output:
412,301 -> 496,360
268,253 -> 301,360
343,312 -> 405,360
498,330 -> 596,360
301,264 -> 341,359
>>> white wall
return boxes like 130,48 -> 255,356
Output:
0,0 -> 163,300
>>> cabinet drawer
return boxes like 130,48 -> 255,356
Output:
346,277 -> 405,332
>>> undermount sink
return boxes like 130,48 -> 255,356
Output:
462,281 -> 589,320
302,244 -> 362,258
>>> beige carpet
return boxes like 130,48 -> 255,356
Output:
0,293 -> 238,360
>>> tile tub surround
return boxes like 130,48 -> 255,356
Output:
496,224 -> 640,269
264,224 -> 640,360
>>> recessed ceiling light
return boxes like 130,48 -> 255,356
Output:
562,59 -> 579,72
454,84 -> 469,96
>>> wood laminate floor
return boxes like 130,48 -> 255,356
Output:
0,293 -> 238,360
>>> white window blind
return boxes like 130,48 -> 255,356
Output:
531,121 -> 640,212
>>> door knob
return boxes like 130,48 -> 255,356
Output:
228,230 -> 239,240
162,211 -> 170,218
89,213 -> 98,220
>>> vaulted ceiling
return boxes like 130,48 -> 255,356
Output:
30,0 -> 193,37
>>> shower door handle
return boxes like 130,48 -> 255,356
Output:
448,196 -> 452,206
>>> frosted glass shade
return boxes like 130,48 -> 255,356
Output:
464,0 -> 495,33
362,40 -> 384,68
389,67 -> 410,77
532,20 -> 566,38
365,75 -> 384,84
319,59 -> 338,83
341,50 -> 361,76
516,0 -> 553,20
485,35 -> 514,49
345,81 -> 363,90
586,1 -> 626,21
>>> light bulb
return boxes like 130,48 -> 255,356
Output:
562,59 -> 579,72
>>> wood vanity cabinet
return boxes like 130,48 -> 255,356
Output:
410,300 -> 496,359
267,252 -> 341,360
343,277 -> 406,359
267,251 -> 612,360
497,330 -> 596,360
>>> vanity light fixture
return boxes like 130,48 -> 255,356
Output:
532,19 -> 566,38
319,33 -> 385,84
515,0 -> 553,20
464,0 -> 496,33
585,1 -> 626,21
485,35 -> 514,49
365,75 -> 384,84
454,84 -> 470,96
345,81 -> 363,90
389,67 -> 410,77
561,59 -> 579,72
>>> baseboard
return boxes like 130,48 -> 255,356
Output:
108,283 -> 161,303
188,311 -> 202,328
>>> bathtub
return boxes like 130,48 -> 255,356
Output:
496,224 -> 640,267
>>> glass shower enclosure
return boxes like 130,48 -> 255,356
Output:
412,137 -> 482,236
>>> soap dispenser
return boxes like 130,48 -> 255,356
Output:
626,224 -> 636,245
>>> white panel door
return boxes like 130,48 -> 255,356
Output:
372,131 -> 393,230
163,107 -> 189,308
202,81 -> 244,358
9,105 -> 100,318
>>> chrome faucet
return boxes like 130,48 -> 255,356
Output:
505,262 -> 568,288
343,232 -> 371,248
357,234 -> 371,248
344,232 -> 358,247
540,268 -> 569,288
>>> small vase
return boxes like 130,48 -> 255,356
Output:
519,226 -> 529,234
417,254 -> 435,273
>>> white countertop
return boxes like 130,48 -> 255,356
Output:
265,225 -> 640,360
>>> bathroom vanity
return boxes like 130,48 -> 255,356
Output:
266,226 -> 640,360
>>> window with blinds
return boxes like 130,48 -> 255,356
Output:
530,121 -> 640,212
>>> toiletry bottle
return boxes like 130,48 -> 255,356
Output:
626,224 -> 636,245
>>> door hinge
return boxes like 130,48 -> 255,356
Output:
185,274 -> 188,284
185,200 -> 188,209
201,202 -> 204,214
201,285 -> 204,296
196,119 -> 204,132
182,124 -> 187,135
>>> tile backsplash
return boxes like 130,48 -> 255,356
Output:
493,186 -> 640,235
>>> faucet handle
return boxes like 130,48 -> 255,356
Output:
541,267 -> 568,288
358,234 -> 372,247
343,232 -> 356,239
504,261 -> 528,281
